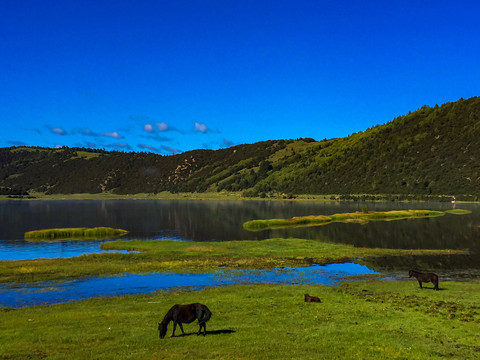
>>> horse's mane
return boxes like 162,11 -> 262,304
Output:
161,304 -> 178,324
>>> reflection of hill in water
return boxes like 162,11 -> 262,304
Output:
363,253 -> 480,278
2,200 -> 479,252
307,215 -> 480,249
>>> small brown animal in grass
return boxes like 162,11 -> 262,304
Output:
304,294 -> 321,303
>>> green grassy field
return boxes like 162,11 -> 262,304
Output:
1,280 -> 479,359
0,238 -> 464,283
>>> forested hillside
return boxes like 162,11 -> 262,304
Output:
1,97 -> 479,200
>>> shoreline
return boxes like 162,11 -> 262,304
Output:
0,191 -> 475,203
0,237 -> 468,284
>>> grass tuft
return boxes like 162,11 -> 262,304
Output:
445,209 -> 472,215
24,227 -> 128,241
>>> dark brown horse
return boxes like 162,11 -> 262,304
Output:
304,293 -> 321,303
409,270 -> 439,290
158,303 -> 212,339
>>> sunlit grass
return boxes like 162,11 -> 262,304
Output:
24,227 -> 128,241
1,281 -> 479,359
0,238 -> 465,283
243,210 -> 446,231
445,209 -> 472,215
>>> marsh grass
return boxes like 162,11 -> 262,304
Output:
1,281 -> 479,359
24,227 -> 128,241
445,209 -> 472,215
244,210 -> 446,231
0,238 -> 464,283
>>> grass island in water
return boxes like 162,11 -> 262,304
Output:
24,227 -> 128,241
243,209 -> 452,231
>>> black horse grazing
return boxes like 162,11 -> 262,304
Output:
158,303 -> 212,339
409,270 -> 439,290
304,294 -> 321,303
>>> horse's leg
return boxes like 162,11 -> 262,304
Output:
196,308 -> 205,336
172,320 -> 177,337
197,322 -> 206,336
202,322 -> 208,336
434,279 -> 439,290
178,322 -> 185,336
418,280 -> 423,289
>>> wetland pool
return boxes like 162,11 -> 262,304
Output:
0,262 -> 376,308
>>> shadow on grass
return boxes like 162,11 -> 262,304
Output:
415,286 -> 447,291
172,329 -> 236,337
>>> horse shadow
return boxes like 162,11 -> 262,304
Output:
173,329 -> 235,337
419,286 -> 447,291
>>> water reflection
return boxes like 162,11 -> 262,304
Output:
1,200 -> 479,260
0,240 -> 131,260
363,253 -> 480,280
0,263 -> 376,308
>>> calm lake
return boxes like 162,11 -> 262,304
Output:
1,199 -> 479,259
1,199 -> 479,307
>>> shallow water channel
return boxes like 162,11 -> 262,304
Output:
0,263 -> 376,308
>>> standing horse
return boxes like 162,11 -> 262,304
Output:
408,270 -> 439,290
158,303 -> 212,339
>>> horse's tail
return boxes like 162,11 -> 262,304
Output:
198,305 -> 212,325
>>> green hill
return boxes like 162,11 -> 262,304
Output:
1,96 -> 479,200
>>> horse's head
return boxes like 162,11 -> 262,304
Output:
158,322 -> 168,339
408,270 -> 414,278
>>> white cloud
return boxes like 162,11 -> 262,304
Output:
194,121 -> 208,133
144,124 -> 154,132
102,131 -> 123,139
51,127 -> 67,135
156,122 -> 169,131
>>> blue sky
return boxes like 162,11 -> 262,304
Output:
1,1 -> 480,155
